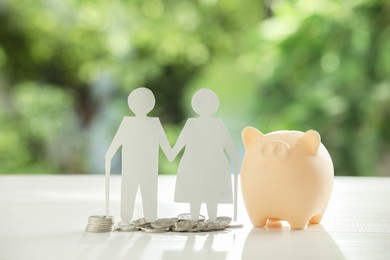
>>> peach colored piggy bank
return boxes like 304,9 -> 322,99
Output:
240,127 -> 334,230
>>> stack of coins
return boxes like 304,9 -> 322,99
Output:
86,215 -> 115,233
114,214 -> 232,233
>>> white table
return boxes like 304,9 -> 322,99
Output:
0,175 -> 389,260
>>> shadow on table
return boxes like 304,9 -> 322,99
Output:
79,230 -> 231,260
78,232 -> 151,259
162,233 -> 228,260
242,221 -> 344,260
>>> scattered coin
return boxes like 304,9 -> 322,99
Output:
87,213 -> 239,233
141,226 -> 169,233
171,220 -> 197,232
177,213 -> 206,222
151,218 -> 178,229
215,216 -> 232,230
115,224 -> 140,232
203,221 -> 219,231
189,221 -> 207,232
132,218 -> 150,228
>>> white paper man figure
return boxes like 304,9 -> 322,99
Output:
172,89 -> 240,221
105,88 -> 172,223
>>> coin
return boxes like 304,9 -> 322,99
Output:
141,226 -> 169,233
215,216 -> 232,230
132,218 -> 150,227
88,219 -> 113,222
203,221 -> 219,231
85,213 -> 238,233
171,221 -> 197,232
189,221 -> 207,232
88,221 -> 114,225
86,215 -> 115,233
86,225 -> 112,229
177,213 -> 206,222
86,226 -> 112,231
151,218 -> 178,229
115,225 -> 140,232
89,215 -> 114,221
85,228 -> 111,233
86,227 -> 112,232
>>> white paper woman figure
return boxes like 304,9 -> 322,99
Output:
172,89 -> 240,221
105,88 -> 172,223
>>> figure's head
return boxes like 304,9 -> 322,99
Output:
128,87 -> 155,116
191,88 -> 219,117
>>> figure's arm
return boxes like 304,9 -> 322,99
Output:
158,121 -> 174,161
170,121 -> 188,161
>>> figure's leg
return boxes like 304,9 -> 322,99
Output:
140,177 -> 158,222
206,202 -> 218,221
121,178 -> 138,223
190,202 -> 201,221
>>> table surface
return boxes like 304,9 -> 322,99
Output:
0,175 -> 389,260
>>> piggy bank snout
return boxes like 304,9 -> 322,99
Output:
259,140 -> 290,158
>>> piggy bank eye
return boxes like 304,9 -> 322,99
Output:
259,140 -> 290,158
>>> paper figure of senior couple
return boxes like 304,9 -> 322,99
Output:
105,87 -> 240,224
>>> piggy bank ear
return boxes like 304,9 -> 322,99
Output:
300,130 -> 321,155
242,127 -> 264,148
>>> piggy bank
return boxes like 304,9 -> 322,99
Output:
240,127 -> 334,230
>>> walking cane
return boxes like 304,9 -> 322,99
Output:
105,159 -> 111,216
234,163 -> 239,221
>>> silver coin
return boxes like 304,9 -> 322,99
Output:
88,221 -> 114,225
86,227 -> 112,232
86,230 -> 111,233
88,220 -> 114,223
171,221 -> 197,232
86,229 -> 112,232
215,216 -> 232,229
115,225 -> 139,232
189,221 -> 207,232
89,217 -> 114,221
177,213 -> 205,222
86,224 -> 113,229
203,221 -> 219,231
86,225 -> 113,229
141,226 -> 169,233
132,218 -> 150,227
151,218 -> 178,229
89,215 -> 114,221
87,222 -> 113,226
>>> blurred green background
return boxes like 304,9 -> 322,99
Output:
0,0 -> 389,176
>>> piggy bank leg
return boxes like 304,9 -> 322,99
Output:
309,213 -> 324,224
248,213 -> 268,227
287,217 -> 310,230
251,218 -> 268,227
